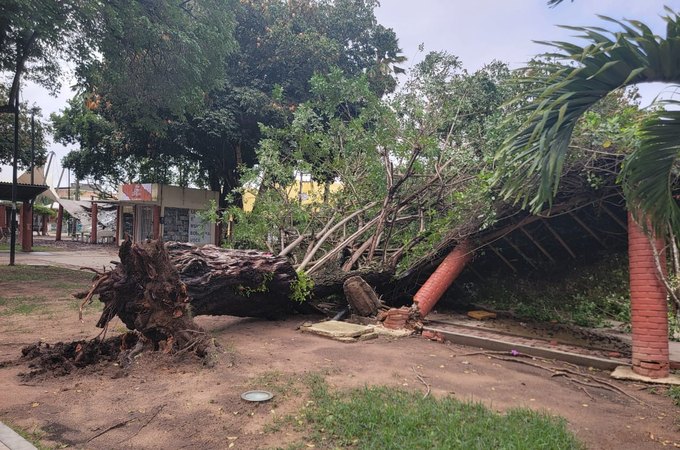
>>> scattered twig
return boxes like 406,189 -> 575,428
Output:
488,353 -> 646,405
580,386 -> 595,401
80,267 -> 105,276
79,274 -> 110,321
412,366 -> 431,399
118,404 -> 166,444
486,354 -> 555,372
548,367 -> 644,404
85,417 -> 137,443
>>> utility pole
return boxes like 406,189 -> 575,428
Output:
9,94 -> 19,266
30,110 -> 35,248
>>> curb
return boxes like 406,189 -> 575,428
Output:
0,422 -> 37,450
424,326 -> 623,370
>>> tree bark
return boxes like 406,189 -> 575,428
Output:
78,240 -> 395,348
166,242 -> 298,318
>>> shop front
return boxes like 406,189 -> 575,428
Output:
116,184 -> 219,245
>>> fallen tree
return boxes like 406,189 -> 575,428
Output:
76,239 -> 392,359
167,242 -> 298,318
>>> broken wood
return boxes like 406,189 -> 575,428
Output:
568,212 -> 606,248
541,219 -> 576,259
343,276 -> 382,316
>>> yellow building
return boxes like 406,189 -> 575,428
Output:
242,176 -> 343,212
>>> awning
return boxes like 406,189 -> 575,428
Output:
0,181 -> 49,203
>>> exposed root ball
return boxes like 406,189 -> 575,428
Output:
19,333 -> 139,380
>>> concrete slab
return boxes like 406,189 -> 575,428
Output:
300,320 -> 373,338
0,422 -> 37,450
373,326 -> 414,338
611,366 -> 680,385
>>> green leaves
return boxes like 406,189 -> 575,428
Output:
621,99 -> 680,234
496,8 -> 680,234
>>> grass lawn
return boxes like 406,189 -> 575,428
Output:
0,265 -> 95,317
289,376 -> 584,449
0,243 -> 57,252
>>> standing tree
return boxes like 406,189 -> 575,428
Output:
0,0 -> 96,108
185,0 -> 405,208
49,0 -> 237,189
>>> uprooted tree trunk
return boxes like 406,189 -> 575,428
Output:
77,239 -> 396,360
166,242 -> 299,318
77,239 -> 214,357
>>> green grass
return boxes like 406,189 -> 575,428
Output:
2,422 -> 55,450
0,296 -> 48,316
294,376 -> 583,449
0,266 -> 95,317
0,243 -> 57,252
668,386 -> 680,408
0,265 -> 92,283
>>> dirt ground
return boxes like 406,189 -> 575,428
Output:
0,266 -> 679,449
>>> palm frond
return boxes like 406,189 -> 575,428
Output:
621,99 -> 680,235
495,9 -> 680,221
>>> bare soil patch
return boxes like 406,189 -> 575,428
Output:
0,267 -> 678,449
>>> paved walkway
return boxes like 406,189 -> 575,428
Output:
0,422 -> 37,450
0,247 -> 119,271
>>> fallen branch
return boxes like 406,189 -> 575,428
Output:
412,366 -> 431,399
486,353 -> 645,405
118,404 -> 166,444
580,386 -> 594,401
85,417 -> 137,444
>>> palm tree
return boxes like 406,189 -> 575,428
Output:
496,7 -> 680,235
496,8 -> 680,378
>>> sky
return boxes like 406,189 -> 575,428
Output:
2,0 -> 677,185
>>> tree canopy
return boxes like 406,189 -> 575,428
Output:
50,0 -> 403,204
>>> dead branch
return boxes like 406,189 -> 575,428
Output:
297,202 -> 377,271
85,417 -> 137,444
412,366 -> 431,399
117,404 -> 166,444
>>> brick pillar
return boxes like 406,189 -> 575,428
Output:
152,205 -> 161,240
20,203 -> 32,252
55,205 -> 64,241
628,213 -> 670,378
413,240 -> 473,317
90,202 -> 98,244
0,205 -> 6,228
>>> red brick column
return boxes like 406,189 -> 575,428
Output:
413,240 -> 473,317
90,202 -> 98,244
0,205 -> 7,228
55,205 -> 64,241
628,213 -> 669,378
